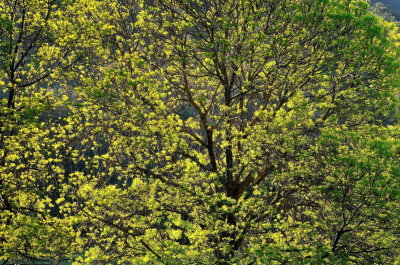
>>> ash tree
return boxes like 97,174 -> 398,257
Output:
61,0 -> 400,264
0,0 -> 112,262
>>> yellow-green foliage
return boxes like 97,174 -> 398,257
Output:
1,0 -> 399,264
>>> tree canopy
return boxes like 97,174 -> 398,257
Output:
1,0 -> 399,264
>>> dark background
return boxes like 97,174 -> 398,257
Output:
371,0 -> 400,20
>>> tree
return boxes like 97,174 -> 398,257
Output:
55,0 -> 400,264
0,0 -> 112,262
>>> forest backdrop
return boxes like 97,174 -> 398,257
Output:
371,0 -> 400,20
